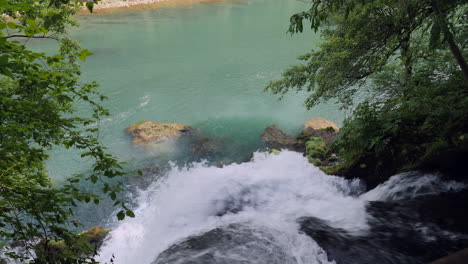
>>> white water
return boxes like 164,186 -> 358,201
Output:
361,172 -> 466,201
97,151 -> 465,264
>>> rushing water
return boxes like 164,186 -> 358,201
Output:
97,151 -> 467,264
29,0 -> 468,263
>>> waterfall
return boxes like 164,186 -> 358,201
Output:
97,151 -> 466,264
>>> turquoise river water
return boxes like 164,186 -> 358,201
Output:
46,0 -> 343,182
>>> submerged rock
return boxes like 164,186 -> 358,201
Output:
126,121 -> 193,145
261,125 -> 297,151
189,136 -> 224,157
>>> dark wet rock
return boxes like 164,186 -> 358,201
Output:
127,165 -> 162,191
261,125 -> 297,151
299,189 -> 468,264
417,149 -> 468,182
298,217 -> 415,264
152,224 -> 296,264
212,187 -> 258,217
366,188 -> 468,258
431,248 -> 468,264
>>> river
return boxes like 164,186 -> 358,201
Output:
41,0 -> 468,263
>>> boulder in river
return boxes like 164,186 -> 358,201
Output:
261,125 -> 297,151
304,117 -> 339,132
300,117 -> 339,147
126,121 -> 193,145
79,226 -> 110,248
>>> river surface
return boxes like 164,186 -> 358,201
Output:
47,0 -> 341,181
38,0 -> 468,263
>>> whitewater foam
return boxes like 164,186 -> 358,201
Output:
98,151 -> 365,263
361,171 -> 466,201
97,150 -> 466,264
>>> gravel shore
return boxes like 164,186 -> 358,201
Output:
81,0 -> 224,14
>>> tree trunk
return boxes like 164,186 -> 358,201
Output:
431,0 -> 468,82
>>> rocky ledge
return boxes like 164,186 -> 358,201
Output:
261,117 -> 340,167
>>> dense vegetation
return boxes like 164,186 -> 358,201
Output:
267,0 -> 468,188
1,0 -> 467,262
0,0 -> 133,263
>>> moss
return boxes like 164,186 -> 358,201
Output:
321,162 -> 350,175
35,226 -> 110,260
305,137 -> 327,166
78,226 -> 110,247
126,121 -> 150,132
268,149 -> 281,155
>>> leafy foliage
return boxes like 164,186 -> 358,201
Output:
331,57 -> 467,186
0,0 -> 132,262
267,0 -> 468,186
266,0 -> 468,109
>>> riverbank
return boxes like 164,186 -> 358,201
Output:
79,0 -> 238,14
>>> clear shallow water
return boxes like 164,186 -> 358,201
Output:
46,0 -> 343,181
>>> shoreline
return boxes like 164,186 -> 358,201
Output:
79,0 -> 234,15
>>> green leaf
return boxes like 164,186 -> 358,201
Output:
6,22 -> 16,29
86,2 -> 94,13
25,19 -> 37,26
126,210 -> 135,218
0,55 -> 8,65
117,211 -> 125,221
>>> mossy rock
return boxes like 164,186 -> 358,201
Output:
268,149 -> 281,155
35,226 -> 110,260
78,226 -> 110,247
305,137 -> 327,166
126,121 -> 193,145
295,118 -> 339,152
